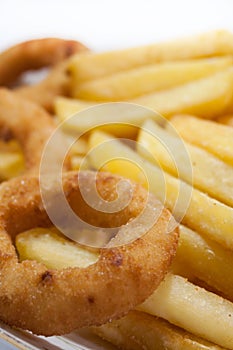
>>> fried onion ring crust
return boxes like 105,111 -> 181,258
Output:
0,171 -> 178,335
0,38 -> 87,87
15,61 -> 72,112
0,88 -> 56,173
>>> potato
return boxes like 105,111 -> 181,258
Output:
16,228 -> 99,270
132,68 -> 233,119
171,114 -> 233,165
138,274 -> 233,349
55,97 -> 157,138
88,131 -> 233,250
74,57 -> 232,101
138,119 -> 233,206
69,30 -> 233,83
95,311 -> 224,350
0,151 -> 24,180
215,114 -> 233,127
175,225 -> 233,301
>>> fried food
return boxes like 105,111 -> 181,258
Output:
138,274 -> 233,349
0,88 -> 55,173
88,130 -> 233,250
0,38 -> 87,87
138,119 -> 233,207
215,114 -> 233,127
175,225 -> 233,302
171,114 -> 233,165
94,311 -> 225,350
73,57 -> 233,101
0,171 -> 178,335
68,30 -> 233,83
16,227 -> 99,270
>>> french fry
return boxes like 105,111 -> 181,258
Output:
94,311 -> 224,350
138,274 -> 233,349
215,114 -> 233,127
138,119 -> 233,206
0,149 -> 24,180
16,228 -> 99,270
73,57 -> 233,101
69,30 -> 233,83
88,131 -> 233,250
55,97 -> 157,138
132,68 -> 233,119
175,225 -> 233,301
55,96 -> 94,120
171,115 -> 233,165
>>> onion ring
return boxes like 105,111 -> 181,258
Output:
0,38 -> 88,87
0,88 -> 56,173
0,38 -> 89,112
15,61 -> 74,112
0,171 -> 178,335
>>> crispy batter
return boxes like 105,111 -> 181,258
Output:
0,38 -> 89,112
15,61 -> 71,112
0,89 -> 56,173
0,171 -> 178,335
0,38 -> 87,86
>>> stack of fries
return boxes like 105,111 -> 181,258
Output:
2,30 -> 233,350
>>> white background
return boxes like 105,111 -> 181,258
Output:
1,0 -> 233,51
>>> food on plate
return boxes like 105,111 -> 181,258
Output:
171,114 -> 233,164
57,68 -> 233,120
138,274 -> 233,349
1,31 -> 233,349
0,38 -> 87,86
138,119 -> 233,206
175,225 -> 233,302
0,140 -> 24,180
0,171 -> 178,335
55,97 -> 156,137
88,130 -> 233,250
215,114 -> 233,127
16,227 -> 99,269
68,30 -> 233,82
15,61 -> 75,112
72,57 -> 232,101
94,310 -> 225,350
0,88 -> 55,173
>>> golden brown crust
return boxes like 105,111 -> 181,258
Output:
0,171 -> 178,335
0,88 -> 56,173
0,38 -> 88,86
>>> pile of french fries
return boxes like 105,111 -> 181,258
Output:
2,30 -> 233,349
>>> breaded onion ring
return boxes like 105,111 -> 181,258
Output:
0,38 -> 87,86
0,88 -> 55,173
0,38 -> 89,112
0,171 -> 178,335
15,61 -> 73,112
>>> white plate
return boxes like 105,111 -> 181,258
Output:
0,321 -> 116,350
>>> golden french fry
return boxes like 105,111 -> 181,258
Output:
171,114 -> 233,165
94,311 -> 224,350
16,228 -> 99,270
215,114 -> 233,127
132,68 -> 233,119
55,97 -> 156,137
69,30 -> 233,83
55,96 -> 94,120
138,119 -> 233,206
0,151 -> 24,180
175,225 -> 233,301
138,274 -> 233,349
73,57 -> 233,101
88,131 -> 233,250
